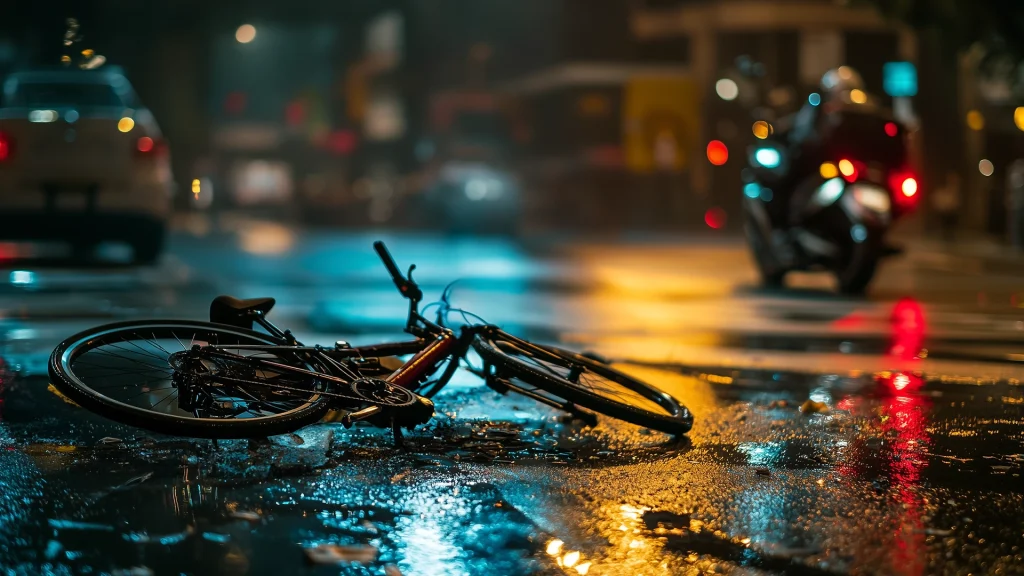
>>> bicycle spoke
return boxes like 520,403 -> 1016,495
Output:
63,324 -> 327,425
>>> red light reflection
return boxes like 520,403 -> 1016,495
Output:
889,298 -> 925,360
883,394 -> 930,576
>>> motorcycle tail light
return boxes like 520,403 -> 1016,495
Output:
889,171 -> 919,208
900,176 -> 918,198
838,158 -> 858,182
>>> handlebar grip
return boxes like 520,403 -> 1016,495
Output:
373,241 -> 404,283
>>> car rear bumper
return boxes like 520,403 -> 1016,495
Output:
0,212 -> 165,241
0,180 -> 172,218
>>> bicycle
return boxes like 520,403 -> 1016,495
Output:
49,242 -> 693,445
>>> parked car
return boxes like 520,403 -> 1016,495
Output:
0,67 -> 173,263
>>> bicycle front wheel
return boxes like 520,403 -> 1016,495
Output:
49,320 -> 332,439
473,332 -> 693,435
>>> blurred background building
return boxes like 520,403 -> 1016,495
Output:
1,0 -> 1021,239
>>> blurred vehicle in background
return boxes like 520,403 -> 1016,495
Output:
0,67 -> 172,263
415,91 -> 522,235
743,69 -> 918,294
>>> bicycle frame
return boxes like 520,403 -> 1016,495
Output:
187,241 -> 597,437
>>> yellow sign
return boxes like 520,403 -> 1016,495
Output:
624,76 -> 698,173
346,64 -> 368,122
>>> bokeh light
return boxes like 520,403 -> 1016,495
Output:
849,89 -> 867,104
885,122 -> 898,137
752,120 -> 772,139
819,162 -> 838,179
979,159 -> 994,176
706,140 -> 728,165
1015,107 -> 1024,132
117,117 -> 134,133
236,24 -> 257,44
966,110 -> 985,131
901,177 -> 918,197
715,78 -> 739,101
838,159 -> 855,177
808,92 -> 821,106
704,207 -> 727,229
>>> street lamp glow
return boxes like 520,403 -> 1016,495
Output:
1015,107 -> 1024,132
236,24 -> 256,44
715,78 -> 739,101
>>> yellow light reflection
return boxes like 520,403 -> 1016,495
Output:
238,221 -> 295,255
574,562 -> 592,575
562,550 -> 580,568
545,539 -> 563,555
191,179 -> 201,195
819,162 -> 838,179
849,89 -> 867,104
117,117 -> 135,133
1015,107 -> 1024,132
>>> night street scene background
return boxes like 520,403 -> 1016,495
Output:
2,1 -> 1024,575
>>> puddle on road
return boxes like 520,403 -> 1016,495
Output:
0,357 -> 1023,574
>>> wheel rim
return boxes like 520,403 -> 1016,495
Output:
60,323 -> 325,423
493,341 -> 680,418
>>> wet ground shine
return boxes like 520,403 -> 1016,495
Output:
1,217 -> 1024,574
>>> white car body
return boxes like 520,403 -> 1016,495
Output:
0,68 -> 173,262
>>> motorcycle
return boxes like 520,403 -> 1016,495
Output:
742,98 -> 918,294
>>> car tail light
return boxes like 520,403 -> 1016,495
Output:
135,136 -> 167,157
0,131 -> 13,162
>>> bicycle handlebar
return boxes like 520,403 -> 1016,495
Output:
373,241 -> 404,283
374,241 -> 423,302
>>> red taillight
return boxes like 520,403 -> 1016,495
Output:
0,132 -> 13,162
884,122 -> 898,137
137,137 -> 154,153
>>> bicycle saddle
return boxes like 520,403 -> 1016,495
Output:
210,295 -> 276,328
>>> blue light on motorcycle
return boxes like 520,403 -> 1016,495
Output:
754,147 -> 781,168
744,183 -> 761,198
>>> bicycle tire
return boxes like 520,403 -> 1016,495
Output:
48,320 -> 332,439
473,332 -> 693,435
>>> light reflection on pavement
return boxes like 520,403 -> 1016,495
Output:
0,220 -> 1022,574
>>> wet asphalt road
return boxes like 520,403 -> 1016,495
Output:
1,214 -> 1023,575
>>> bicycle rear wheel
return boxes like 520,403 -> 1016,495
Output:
49,320 -> 332,439
473,332 -> 693,435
